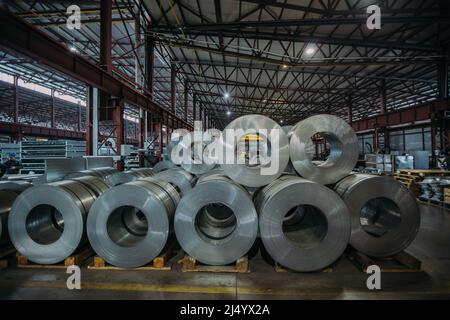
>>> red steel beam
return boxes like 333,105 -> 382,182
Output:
352,100 -> 448,133
0,121 -> 85,139
171,63 -> 176,114
100,0 -> 112,73
0,10 -> 192,129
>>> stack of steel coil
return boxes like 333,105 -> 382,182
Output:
153,160 -> 177,173
153,168 -> 195,196
289,114 -> 358,185
8,176 -> 109,264
64,167 -> 118,181
175,174 -> 258,265
0,181 -> 32,250
220,114 -> 289,187
87,178 -> 179,268
334,174 -> 420,257
106,168 -> 154,186
255,175 -> 351,271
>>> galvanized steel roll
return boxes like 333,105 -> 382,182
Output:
334,174 -> 420,257
87,179 -> 180,268
0,181 -> 32,193
153,160 -> 176,173
220,115 -> 289,187
0,190 -> 20,248
106,168 -> 154,186
64,167 -> 118,181
178,132 -> 216,175
257,176 -> 351,271
8,179 -> 108,264
154,168 -> 194,197
289,115 -> 358,185
174,175 -> 258,265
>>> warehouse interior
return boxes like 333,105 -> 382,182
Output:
0,0 -> 449,301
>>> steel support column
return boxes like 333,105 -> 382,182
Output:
77,102 -> 82,132
380,79 -> 387,115
164,112 -> 169,153
13,76 -> 19,123
146,36 -> 155,99
348,95 -> 353,124
112,98 -> 124,171
50,89 -> 56,128
193,93 -> 197,123
100,0 -> 112,73
438,57 -> 449,100
139,108 -> 145,166
86,86 -> 94,155
171,63 -> 176,114
184,80 -> 188,123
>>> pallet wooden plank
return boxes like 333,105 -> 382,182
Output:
178,254 -> 249,273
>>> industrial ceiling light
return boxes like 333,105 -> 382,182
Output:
305,46 -> 316,56
280,119 -> 284,124
282,64 -> 289,69
69,45 -> 78,53
227,110 -> 231,116
224,92 -> 230,99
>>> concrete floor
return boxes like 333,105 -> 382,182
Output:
0,204 -> 449,300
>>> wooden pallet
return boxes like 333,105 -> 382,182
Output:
16,247 -> 94,269
88,240 -> 178,271
178,254 -> 249,273
347,250 -> 422,273
0,246 -> 16,270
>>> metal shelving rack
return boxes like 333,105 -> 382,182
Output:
20,140 -> 86,174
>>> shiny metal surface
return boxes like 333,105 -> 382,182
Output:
64,167 -> 118,181
174,177 -> 258,265
221,115 -> 289,187
0,181 -> 32,193
153,160 -> 176,173
87,179 -> 180,268
0,190 -> 19,248
334,174 -> 420,257
179,132 -> 216,175
154,168 -> 194,197
290,115 -> 358,185
257,176 -> 351,271
8,179 -> 108,264
106,168 -> 154,186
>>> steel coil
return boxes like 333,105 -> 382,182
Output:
334,174 -> 420,257
0,190 -> 20,248
174,176 -> 258,265
196,168 -> 227,184
9,179 -> 108,264
153,160 -> 176,173
257,175 -> 351,271
154,168 -> 194,197
289,114 -> 358,185
65,167 -> 118,181
220,115 -> 289,187
107,168 -> 154,186
178,132 -> 216,175
87,179 -> 180,268
0,181 -> 32,193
